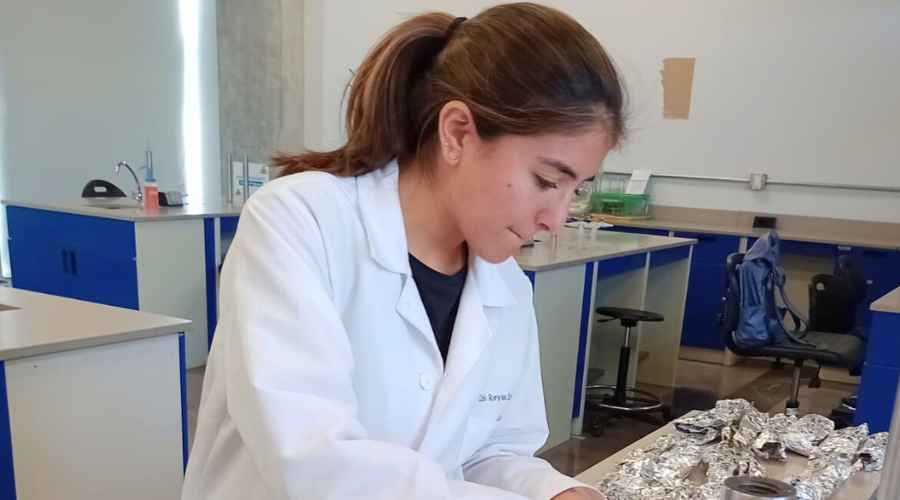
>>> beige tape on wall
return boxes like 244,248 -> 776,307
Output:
661,58 -> 696,119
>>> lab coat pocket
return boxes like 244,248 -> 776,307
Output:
459,397 -> 507,463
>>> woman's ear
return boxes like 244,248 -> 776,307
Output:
437,100 -> 477,165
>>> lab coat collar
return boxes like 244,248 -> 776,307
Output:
355,160 -> 516,308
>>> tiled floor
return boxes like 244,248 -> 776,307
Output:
184,358 -> 856,478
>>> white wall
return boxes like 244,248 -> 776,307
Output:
0,0 -> 220,276
304,0 -> 900,223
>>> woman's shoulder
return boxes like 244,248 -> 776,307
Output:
249,171 -> 360,219
258,171 -> 356,206
241,171 -> 362,242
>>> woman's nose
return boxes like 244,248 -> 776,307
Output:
536,201 -> 568,235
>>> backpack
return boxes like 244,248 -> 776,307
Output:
734,232 -> 811,347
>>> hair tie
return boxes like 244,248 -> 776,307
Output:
445,17 -> 467,41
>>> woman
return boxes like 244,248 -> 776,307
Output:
183,3 -> 625,499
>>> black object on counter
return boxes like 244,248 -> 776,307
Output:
81,179 -> 127,199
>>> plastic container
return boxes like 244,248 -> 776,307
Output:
591,192 -> 649,217
142,151 -> 159,209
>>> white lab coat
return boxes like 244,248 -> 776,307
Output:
182,160 -> 597,499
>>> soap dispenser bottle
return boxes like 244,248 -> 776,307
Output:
142,150 -> 159,209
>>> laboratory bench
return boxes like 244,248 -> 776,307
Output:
600,205 -> 900,374
3,200 -> 241,368
0,287 -> 190,500
518,228 -> 696,450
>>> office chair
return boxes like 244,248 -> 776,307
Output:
720,253 -> 865,417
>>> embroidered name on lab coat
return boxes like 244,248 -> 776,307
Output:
478,393 -> 513,403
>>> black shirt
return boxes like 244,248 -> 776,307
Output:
408,254 -> 467,365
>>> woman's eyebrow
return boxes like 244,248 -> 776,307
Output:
537,156 -> 577,179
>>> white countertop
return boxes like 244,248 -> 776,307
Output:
575,411 -> 880,499
872,285 -> 900,314
0,288 -> 191,361
3,199 -> 242,222
516,228 -> 696,272
605,217 -> 900,251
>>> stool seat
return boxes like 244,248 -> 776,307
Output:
595,307 -> 664,327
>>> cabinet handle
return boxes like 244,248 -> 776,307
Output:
70,252 -> 78,276
62,250 -> 70,274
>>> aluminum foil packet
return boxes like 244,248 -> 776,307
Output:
782,413 -> 835,457
752,413 -> 795,461
702,441 -> 766,485
724,406 -> 768,449
788,458 -> 862,500
673,399 -> 755,445
788,424 -> 880,500
597,434 -> 703,499
811,423 -> 869,469
857,432 -> 889,472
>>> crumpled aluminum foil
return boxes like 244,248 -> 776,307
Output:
597,434 -> 704,499
810,423 -> 869,469
702,441 -> 766,485
788,458 -> 862,500
730,407 -> 769,449
787,423 -> 872,500
752,413 -> 795,461
673,399 -> 755,445
782,413 -> 835,457
857,432 -> 889,472
598,399 -> 889,500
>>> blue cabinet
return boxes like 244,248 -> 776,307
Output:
7,207 -> 139,310
753,238 -> 900,333
856,310 -> 900,432
853,247 -> 900,330
675,232 -> 741,350
780,239 -> 849,259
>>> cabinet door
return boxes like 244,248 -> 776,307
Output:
63,214 -> 139,310
7,206 -> 138,309
675,232 -> 740,350
854,248 -> 900,330
8,236 -> 69,296
68,249 -> 139,310
780,240 -> 843,259
6,206 -> 69,296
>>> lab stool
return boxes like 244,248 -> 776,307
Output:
585,306 -> 671,435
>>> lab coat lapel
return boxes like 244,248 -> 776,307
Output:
356,161 -> 443,361
430,258 -> 517,419
396,274 -> 442,359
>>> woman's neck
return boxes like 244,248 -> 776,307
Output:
398,161 -> 467,275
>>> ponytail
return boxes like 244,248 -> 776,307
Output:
274,3 -> 626,178
273,13 -> 459,177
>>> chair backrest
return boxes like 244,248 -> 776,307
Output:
719,252 -> 745,351
808,255 -> 869,333
836,255 -> 868,304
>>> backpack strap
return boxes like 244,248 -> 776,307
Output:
774,266 -> 815,346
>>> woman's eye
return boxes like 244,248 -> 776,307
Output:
574,184 -> 587,197
534,175 -> 559,191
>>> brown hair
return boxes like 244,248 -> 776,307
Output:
273,2 -> 626,177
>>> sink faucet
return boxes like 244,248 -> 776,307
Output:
115,160 -> 143,203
